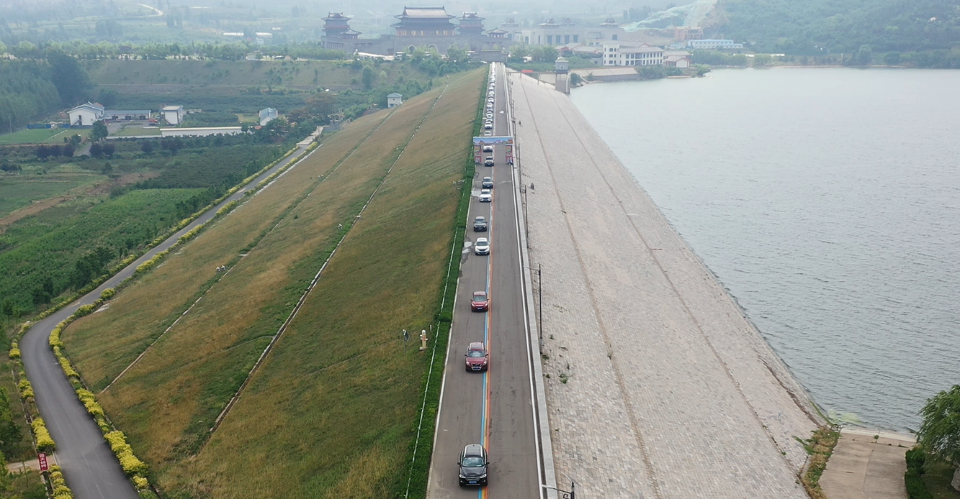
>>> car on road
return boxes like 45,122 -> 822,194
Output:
484,156 -> 494,166
473,215 -> 487,231
464,341 -> 489,371
485,112 -> 493,119
458,443 -> 489,486
487,98 -> 494,103
484,123 -> 493,130
482,176 -> 493,188
482,145 -> 494,152
483,131 -> 492,136
479,189 -> 492,202
470,292 -> 490,312
474,237 -> 489,255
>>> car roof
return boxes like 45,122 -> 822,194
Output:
475,215 -> 485,219
462,443 -> 485,456
483,176 -> 492,180
472,291 -> 486,297
476,237 -> 488,243
468,341 -> 485,350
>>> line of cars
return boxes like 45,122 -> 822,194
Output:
457,67 -> 498,488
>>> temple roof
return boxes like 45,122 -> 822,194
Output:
396,7 -> 454,20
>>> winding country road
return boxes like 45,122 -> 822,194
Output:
20,141 -> 316,499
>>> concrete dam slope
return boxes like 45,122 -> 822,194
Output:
510,72 -> 823,498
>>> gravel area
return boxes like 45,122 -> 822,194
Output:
510,72 -> 823,498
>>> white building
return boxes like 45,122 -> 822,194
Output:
160,127 -> 243,138
68,102 -> 105,126
517,18 -> 625,47
161,105 -> 185,126
602,42 -> 663,67
686,39 -> 743,50
663,50 -> 692,68
259,107 -> 278,126
104,110 -> 151,121
387,93 -> 403,108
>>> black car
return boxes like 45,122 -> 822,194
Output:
481,176 -> 494,188
458,444 -> 489,486
473,216 -> 487,231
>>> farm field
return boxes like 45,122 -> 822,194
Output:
64,67 -> 482,497
0,169 -> 103,219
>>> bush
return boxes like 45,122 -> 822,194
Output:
904,447 -> 932,499
8,346 -> 19,360
31,418 -> 55,452
77,389 -> 105,419
105,431 -> 149,477
906,446 -> 925,473
100,287 -> 116,300
18,379 -> 33,399
74,304 -> 96,317
905,468 -> 933,499
49,466 -> 74,499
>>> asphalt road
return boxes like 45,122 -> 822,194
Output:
19,141 -> 317,499
427,64 -> 543,498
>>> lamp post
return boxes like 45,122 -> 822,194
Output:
538,263 -> 543,345
544,481 -> 575,499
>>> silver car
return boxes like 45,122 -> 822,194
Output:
474,238 -> 490,255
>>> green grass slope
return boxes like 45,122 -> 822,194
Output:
65,67 -> 482,497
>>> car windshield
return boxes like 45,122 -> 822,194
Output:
461,456 -> 485,467
467,349 -> 485,358
473,292 -> 485,300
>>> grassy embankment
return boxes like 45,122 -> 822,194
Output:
64,67 -> 482,496
0,128 -> 90,145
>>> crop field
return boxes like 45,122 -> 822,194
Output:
113,125 -> 161,137
0,128 -> 62,145
64,67 -> 482,497
0,170 -> 102,219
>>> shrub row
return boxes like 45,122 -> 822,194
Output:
42,301 -> 155,492
31,418 -> 55,452
905,446 -> 932,499
49,466 -> 73,499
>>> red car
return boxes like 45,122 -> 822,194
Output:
470,291 -> 490,312
464,342 -> 489,372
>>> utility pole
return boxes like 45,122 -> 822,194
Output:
538,263 -> 543,344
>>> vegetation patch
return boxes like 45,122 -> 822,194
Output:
799,426 -> 840,499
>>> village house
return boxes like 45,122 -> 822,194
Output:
67,102 -> 105,126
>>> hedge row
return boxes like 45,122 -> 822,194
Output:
31,418 -> 55,452
905,446 -> 932,499
50,466 -> 73,499
43,300 -> 155,493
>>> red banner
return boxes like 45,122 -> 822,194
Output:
38,452 -> 48,472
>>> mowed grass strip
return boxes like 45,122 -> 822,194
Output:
64,82 -> 448,490
158,68 -> 483,498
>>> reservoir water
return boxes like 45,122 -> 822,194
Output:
570,68 -> 960,432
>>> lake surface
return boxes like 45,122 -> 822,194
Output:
570,68 -> 960,432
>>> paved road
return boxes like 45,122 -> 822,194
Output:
20,141 -> 317,499
427,64 -> 544,499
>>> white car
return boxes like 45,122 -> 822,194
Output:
482,145 -> 493,152
474,238 -> 490,255
486,113 -> 493,119
479,189 -> 492,202
483,131 -> 492,136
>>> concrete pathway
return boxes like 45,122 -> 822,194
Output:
6,453 -> 57,473
820,429 -> 914,499
510,70 -> 822,498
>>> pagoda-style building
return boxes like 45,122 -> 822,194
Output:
486,27 -> 508,40
322,13 -> 361,50
394,7 -> 457,37
458,12 -> 484,36
600,17 -> 619,28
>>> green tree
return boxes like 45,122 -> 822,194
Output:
91,120 -> 108,142
447,44 -> 467,63
918,385 -> 960,491
46,49 -> 91,106
361,66 -> 375,89
753,54 -> 773,67
0,42 -> 6,54
0,388 -> 22,457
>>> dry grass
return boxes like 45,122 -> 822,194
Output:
63,67 -> 482,496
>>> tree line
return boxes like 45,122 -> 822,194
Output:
713,0 -> 960,58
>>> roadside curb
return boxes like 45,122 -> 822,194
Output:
505,65 -> 559,499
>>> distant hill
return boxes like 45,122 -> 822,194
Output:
706,0 -> 960,55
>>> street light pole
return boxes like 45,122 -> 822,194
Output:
538,263 -> 543,344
